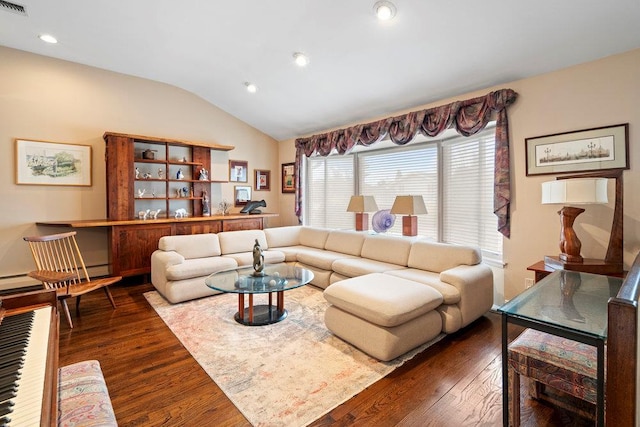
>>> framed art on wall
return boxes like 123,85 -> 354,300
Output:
234,185 -> 252,206
229,160 -> 248,182
15,139 -> 92,186
254,169 -> 271,191
525,123 -> 629,176
282,162 -> 295,193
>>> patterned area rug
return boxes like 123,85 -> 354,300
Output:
144,286 -> 444,427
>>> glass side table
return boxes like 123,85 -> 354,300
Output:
498,270 -> 623,426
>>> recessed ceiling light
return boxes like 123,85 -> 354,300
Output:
293,52 -> 309,67
373,1 -> 396,21
244,82 -> 257,93
38,34 -> 58,44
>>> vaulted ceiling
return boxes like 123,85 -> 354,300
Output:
1,0 -> 639,140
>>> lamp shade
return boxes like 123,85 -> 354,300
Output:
390,195 -> 428,215
541,178 -> 608,205
347,195 -> 379,213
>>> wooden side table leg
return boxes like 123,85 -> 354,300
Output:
248,294 -> 254,323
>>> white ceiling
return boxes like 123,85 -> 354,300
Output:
1,1 -> 639,141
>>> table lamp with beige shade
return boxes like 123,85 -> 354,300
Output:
390,195 -> 427,236
347,195 -> 378,231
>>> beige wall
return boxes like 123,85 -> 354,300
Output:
279,48 -> 640,303
0,46 -> 279,287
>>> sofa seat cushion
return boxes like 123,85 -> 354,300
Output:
384,269 -> 461,304
331,257 -> 406,278
222,250 -> 285,267
297,249 -> 358,271
166,257 -> 237,281
323,273 -> 443,327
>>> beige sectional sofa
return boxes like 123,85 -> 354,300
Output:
151,225 -> 494,360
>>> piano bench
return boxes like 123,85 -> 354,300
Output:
58,360 -> 117,427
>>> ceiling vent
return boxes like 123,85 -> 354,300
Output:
0,0 -> 27,16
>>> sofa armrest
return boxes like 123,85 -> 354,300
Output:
439,264 -> 493,327
151,250 -> 185,296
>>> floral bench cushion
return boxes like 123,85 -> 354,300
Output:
508,328 -> 597,404
58,360 -> 117,427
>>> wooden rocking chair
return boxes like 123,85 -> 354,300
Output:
23,231 -> 121,328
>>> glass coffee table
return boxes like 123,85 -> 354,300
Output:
205,263 -> 314,326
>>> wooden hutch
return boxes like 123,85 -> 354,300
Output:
38,132 -> 277,278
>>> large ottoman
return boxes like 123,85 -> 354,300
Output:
323,273 -> 443,361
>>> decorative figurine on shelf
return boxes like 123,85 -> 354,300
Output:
240,200 -> 266,214
150,209 -> 161,219
138,209 -> 151,220
135,167 -> 140,179
174,208 -> 188,218
252,239 -> 265,276
202,190 -> 210,216
181,187 -> 189,198
176,188 -> 181,198
218,200 -> 231,216
158,168 -> 164,179
137,188 -> 146,198
176,169 -> 184,180
142,172 -> 152,179
198,168 -> 209,181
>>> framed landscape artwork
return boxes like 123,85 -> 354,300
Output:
525,123 -> 629,176
254,169 -> 270,191
282,162 -> 295,193
229,160 -> 248,182
15,139 -> 92,186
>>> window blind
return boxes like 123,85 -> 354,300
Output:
306,155 -> 354,230
358,145 -> 438,239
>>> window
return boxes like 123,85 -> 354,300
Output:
305,126 -> 502,259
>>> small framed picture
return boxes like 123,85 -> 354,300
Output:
234,185 -> 252,206
282,162 -> 295,193
229,160 -> 248,182
254,169 -> 271,191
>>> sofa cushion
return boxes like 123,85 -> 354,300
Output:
264,226 -> 301,248
297,249 -> 358,271
331,257 -> 405,278
384,269 -> 461,304
408,240 -> 481,273
323,273 -> 443,327
299,227 -> 330,249
218,229 -> 268,254
324,230 -> 366,256
222,250 -> 285,267
158,233 -> 221,259
360,234 -> 413,266
166,257 -> 237,281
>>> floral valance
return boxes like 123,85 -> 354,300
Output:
294,88 -> 518,237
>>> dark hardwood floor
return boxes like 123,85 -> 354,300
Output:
57,280 -> 594,426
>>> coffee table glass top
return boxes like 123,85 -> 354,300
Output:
498,269 -> 623,339
205,263 -> 314,294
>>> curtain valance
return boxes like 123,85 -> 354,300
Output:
294,88 -> 518,237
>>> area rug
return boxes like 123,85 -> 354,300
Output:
144,286 -> 444,427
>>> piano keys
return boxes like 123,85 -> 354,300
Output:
0,289 -> 59,427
